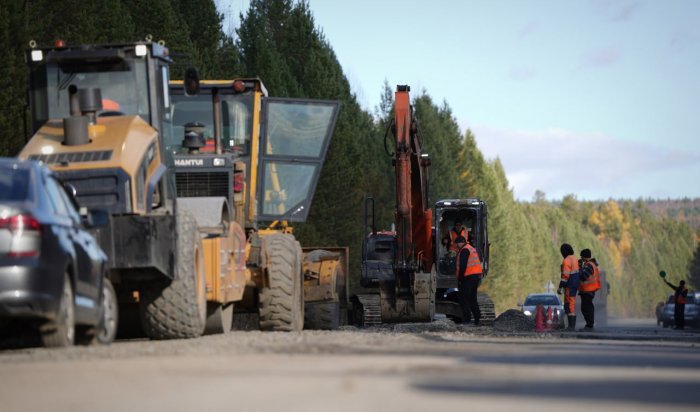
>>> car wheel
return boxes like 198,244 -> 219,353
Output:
95,278 -> 118,344
40,273 -> 75,347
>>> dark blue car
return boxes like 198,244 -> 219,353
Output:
0,158 -> 117,347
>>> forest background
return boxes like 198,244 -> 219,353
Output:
1,0 -> 698,316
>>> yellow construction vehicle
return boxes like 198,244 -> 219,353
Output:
167,79 -> 346,330
18,39 -> 341,337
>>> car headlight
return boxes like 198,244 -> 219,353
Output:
523,310 -> 532,316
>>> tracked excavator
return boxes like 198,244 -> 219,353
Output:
18,39 -> 341,338
352,85 -> 495,326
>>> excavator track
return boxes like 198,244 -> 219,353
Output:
352,294 -> 382,327
477,292 -> 496,325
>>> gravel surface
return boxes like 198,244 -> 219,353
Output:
493,309 -> 535,332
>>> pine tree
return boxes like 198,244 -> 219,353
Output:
688,244 -> 700,290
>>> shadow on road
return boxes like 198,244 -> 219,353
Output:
413,378 -> 697,406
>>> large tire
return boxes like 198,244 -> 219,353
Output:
258,234 -> 304,332
304,300 -> 340,330
140,210 -> 206,339
41,273 -> 75,347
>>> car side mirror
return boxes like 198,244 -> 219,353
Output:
517,302 -> 523,307
81,208 -> 109,228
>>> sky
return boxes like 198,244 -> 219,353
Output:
220,0 -> 700,201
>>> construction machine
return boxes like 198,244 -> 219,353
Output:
165,79 -> 346,330
18,39 -> 340,337
353,85 -> 495,326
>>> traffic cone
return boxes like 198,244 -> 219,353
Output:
545,306 -> 553,330
552,310 -> 560,329
535,304 -> 546,332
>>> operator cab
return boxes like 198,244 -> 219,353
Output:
434,198 -> 489,289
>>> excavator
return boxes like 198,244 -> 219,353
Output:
353,85 -> 495,326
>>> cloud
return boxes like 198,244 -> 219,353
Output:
509,66 -> 537,81
590,0 -> 642,22
611,2 -> 642,22
669,29 -> 699,53
468,125 -> 700,200
580,47 -> 622,68
517,22 -> 539,38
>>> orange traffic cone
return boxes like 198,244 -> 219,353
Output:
535,304 -> 546,332
545,306 -> 553,330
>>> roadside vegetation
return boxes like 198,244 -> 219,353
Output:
1,0 -> 696,316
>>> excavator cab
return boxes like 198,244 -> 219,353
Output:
434,198 -> 489,285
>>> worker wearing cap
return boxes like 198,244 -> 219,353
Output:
557,243 -> 580,330
449,221 -> 467,252
664,278 -> 688,330
455,233 -> 482,325
578,248 -> 601,331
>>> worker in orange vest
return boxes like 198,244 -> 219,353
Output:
557,243 -> 580,330
455,234 -> 482,325
449,221 -> 467,252
664,278 -> 688,330
578,248 -> 601,331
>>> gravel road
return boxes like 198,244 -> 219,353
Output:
1,318 -> 699,412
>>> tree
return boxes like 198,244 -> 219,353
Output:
687,244 -> 700,290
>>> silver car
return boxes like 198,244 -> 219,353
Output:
0,158 -> 117,347
519,293 -> 565,328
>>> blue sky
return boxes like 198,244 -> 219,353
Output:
220,0 -> 700,201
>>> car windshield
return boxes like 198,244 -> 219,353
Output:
524,295 -> 560,306
0,168 -> 30,201
666,294 -> 696,304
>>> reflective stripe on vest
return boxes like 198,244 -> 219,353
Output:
456,243 -> 482,277
580,261 -> 601,292
561,255 -> 579,281
449,228 -> 467,251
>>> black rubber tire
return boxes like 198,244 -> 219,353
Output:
41,273 -> 75,347
140,210 -> 206,339
258,234 -> 304,332
304,300 -> 340,330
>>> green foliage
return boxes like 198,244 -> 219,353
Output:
689,244 -> 700,290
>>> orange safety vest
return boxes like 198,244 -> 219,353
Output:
676,287 -> 688,305
579,260 -> 601,292
456,243 -> 482,277
560,255 -> 579,282
449,228 -> 467,252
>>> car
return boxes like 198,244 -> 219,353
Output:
0,158 -> 117,347
661,292 -> 699,329
655,301 -> 665,326
519,293 -> 565,328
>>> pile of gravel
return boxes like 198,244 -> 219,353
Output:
493,309 -> 535,332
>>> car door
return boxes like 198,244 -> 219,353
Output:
45,176 -> 101,312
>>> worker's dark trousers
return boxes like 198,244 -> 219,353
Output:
458,275 -> 481,324
580,292 -> 595,328
674,304 -> 685,329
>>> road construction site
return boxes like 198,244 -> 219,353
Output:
1,318 -> 699,412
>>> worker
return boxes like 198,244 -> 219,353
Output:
455,234 -> 482,325
557,243 -> 580,330
578,248 -> 601,331
449,221 -> 467,252
663,278 -> 688,330
441,235 -> 455,258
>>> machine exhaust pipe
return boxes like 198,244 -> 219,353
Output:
63,87 -> 103,146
